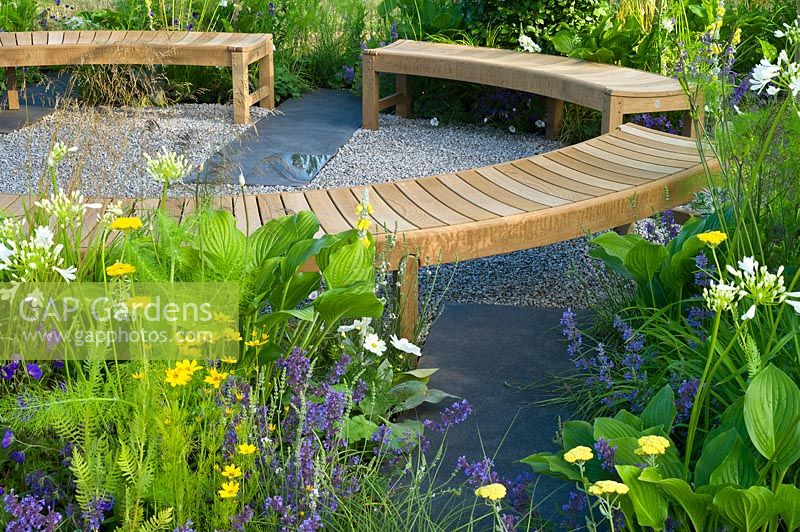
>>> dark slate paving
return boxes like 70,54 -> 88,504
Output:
195,89 -> 361,187
413,304 -> 585,526
0,75 -> 71,133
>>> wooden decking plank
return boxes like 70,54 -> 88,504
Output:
372,183 -> 444,229
256,194 -> 286,222
471,167 -> 570,206
493,162 -> 594,201
415,177 -> 498,221
303,189 -> 352,234
354,186 -> 417,232
437,173 -> 524,216
394,180 -> 472,225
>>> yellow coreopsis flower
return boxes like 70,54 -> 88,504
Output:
474,483 -> 507,501
245,330 -> 269,348
221,464 -> 242,479
131,372 -> 145,380
165,367 -> 191,387
175,359 -> 202,375
237,443 -> 258,455
204,368 -> 229,389
106,262 -> 136,277
218,481 -> 239,499
221,357 -> 238,364
564,446 -> 594,464
110,216 -> 143,231
697,231 -> 727,248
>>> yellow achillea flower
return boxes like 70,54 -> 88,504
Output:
106,262 -> 136,277
237,443 -> 257,455
697,231 -> 727,247
224,328 -> 243,342
175,359 -> 202,375
110,216 -> 143,231
634,435 -> 670,457
218,481 -> 239,499
132,372 -> 145,380
165,367 -> 191,387
221,464 -> 242,479
564,446 -> 594,464
474,483 -> 507,501
588,480 -> 629,496
204,368 -> 229,389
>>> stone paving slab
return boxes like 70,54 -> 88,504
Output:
413,303 -> 586,525
194,89 -> 361,186
0,75 -> 71,133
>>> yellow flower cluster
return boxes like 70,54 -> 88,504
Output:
224,327 -> 243,342
106,262 -> 136,277
564,446 -> 594,464
354,203 -> 374,216
218,480 -> 239,499
697,231 -> 727,247
588,480 -> 629,496
110,216 -> 143,231
204,368 -> 229,389
238,443 -> 258,455
164,359 -> 203,387
245,329 -> 269,348
474,483 -> 507,501
635,435 -> 670,457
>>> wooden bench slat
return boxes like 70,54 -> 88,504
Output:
439,173 -> 526,216
394,180 -> 473,225
541,151 -> 651,186
372,182 -> 444,229
497,161 -> 600,200
304,189 -> 353,234
415,177 -> 498,222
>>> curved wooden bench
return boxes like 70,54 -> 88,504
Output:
0,31 -> 274,124
362,40 -> 699,138
0,123 -> 716,336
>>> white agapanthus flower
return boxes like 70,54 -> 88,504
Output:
741,304 -> 756,321
749,58 -> 781,93
144,147 -> 192,184
390,335 -> 422,357
703,281 -> 739,312
518,34 -> 541,53
338,317 -> 372,334
35,191 -> 101,227
46,142 -> 77,168
363,333 -> 386,356
33,226 -> 55,249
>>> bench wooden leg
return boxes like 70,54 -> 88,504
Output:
397,254 -> 419,342
5,68 -> 19,111
258,53 -> 274,109
231,51 -> 251,125
601,96 -> 624,134
545,97 -> 564,140
362,54 -> 380,130
395,74 -> 412,117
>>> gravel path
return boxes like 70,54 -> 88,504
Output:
0,105 -> 621,308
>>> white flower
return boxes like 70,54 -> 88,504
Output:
430,117 -> 439,127
46,142 -> 77,168
144,148 -> 191,184
238,171 -> 246,187
661,17 -> 675,33
54,265 -> 77,282
518,34 -> 541,53
33,226 -> 54,248
741,304 -> 756,321
535,119 -> 546,128
766,85 -> 781,95
703,281 -> 739,312
390,335 -> 422,357
219,0 -> 228,6
363,333 -> 386,356
737,256 -> 757,276
749,59 -> 781,93
508,125 -> 516,133
338,317 -> 372,333
788,299 -> 800,313
0,242 -> 13,264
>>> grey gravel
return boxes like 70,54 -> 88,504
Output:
0,104 -> 271,198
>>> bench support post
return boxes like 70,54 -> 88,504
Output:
362,54 -> 380,130
397,254 -> 419,342
231,51 -> 251,124
545,98 -> 564,140
395,74 -> 412,117
258,53 -> 275,109
601,96 -> 624,134
5,68 -> 19,111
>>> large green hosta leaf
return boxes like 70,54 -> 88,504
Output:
313,285 -> 383,325
247,211 -> 319,266
744,364 -> 800,469
197,210 -> 246,277
712,486 -> 780,531
323,241 -> 374,290
616,465 -> 668,530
